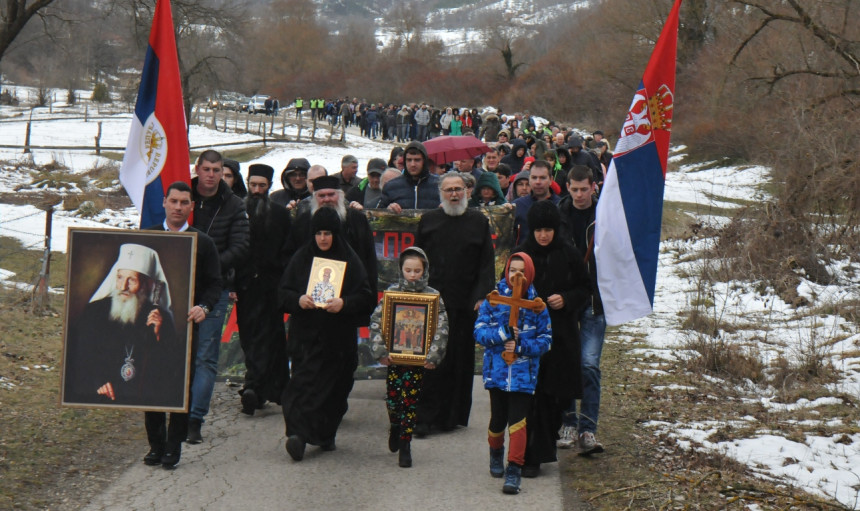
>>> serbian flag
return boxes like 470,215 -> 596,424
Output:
594,0 -> 681,326
120,0 -> 190,228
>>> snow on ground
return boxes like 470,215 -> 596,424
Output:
2,102 -> 860,508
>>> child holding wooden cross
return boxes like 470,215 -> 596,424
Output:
474,252 -> 552,495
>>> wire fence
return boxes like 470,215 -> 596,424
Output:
0,206 -> 53,311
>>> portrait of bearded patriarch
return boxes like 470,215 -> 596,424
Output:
63,241 -> 188,409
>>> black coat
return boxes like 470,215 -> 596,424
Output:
191,178 -> 250,284
236,199 -> 291,285
416,208 -> 495,310
278,234 -> 375,445
515,237 -> 591,400
558,195 -> 603,315
516,235 -> 590,466
286,207 -> 378,317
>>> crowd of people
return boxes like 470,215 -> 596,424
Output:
113,122 -> 613,495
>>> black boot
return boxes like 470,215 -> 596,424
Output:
161,441 -> 182,469
398,439 -> 412,468
186,419 -> 202,444
388,424 -> 400,453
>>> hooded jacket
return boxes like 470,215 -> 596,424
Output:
469,170 -> 507,206
474,254 -> 552,394
369,247 -> 449,366
500,138 -> 529,174
270,158 -> 311,207
377,141 -> 441,209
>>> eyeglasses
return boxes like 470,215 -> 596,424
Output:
441,187 -> 465,194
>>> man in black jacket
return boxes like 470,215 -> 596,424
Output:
377,141 -> 441,212
235,164 -> 291,416
558,165 -> 606,456
144,180 -> 222,469
187,149 -> 250,444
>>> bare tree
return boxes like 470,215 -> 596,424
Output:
0,0 -> 55,63
730,0 -> 860,106
389,2 -> 425,53
481,23 -> 525,80
116,0 -> 248,120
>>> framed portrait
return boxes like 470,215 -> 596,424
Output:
380,291 -> 440,367
306,257 -> 347,307
60,228 -> 197,412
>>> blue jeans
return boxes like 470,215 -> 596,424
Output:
563,306 -> 606,433
190,290 -> 230,422
416,124 -> 428,141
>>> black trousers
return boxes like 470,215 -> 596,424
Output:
417,308 -> 476,429
144,330 -> 197,452
237,277 -> 289,404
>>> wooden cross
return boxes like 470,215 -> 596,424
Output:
486,271 -> 546,364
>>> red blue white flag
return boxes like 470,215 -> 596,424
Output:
120,0 -> 190,228
594,0 -> 681,326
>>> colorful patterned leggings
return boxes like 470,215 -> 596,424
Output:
386,365 -> 424,441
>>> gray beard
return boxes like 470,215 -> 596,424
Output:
441,199 -> 468,217
109,288 -> 144,325
311,199 -> 347,221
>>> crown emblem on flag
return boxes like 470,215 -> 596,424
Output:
647,84 -> 674,132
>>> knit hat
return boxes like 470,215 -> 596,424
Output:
311,175 -> 339,191
527,200 -> 561,232
367,158 -> 387,175
247,163 -> 274,182
310,207 -> 341,235
504,252 -> 536,294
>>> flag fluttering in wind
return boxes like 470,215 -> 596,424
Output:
120,0 -> 190,228
594,0 -> 682,326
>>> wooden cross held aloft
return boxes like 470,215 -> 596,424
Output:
486,271 -> 546,364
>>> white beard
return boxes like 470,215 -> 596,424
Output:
441,198 -> 468,217
311,198 -> 347,221
109,287 -> 145,325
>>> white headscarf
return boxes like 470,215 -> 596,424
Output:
89,243 -> 172,311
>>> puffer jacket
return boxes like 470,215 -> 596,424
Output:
191,177 -> 249,282
369,247 -> 449,366
377,141 -> 441,209
474,278 -> 552,394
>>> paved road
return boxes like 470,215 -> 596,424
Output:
83,376 -> 565,510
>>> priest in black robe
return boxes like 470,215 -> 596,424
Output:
279,207 -> 375,461
235,164 -> 292,414
414,172 -> 495,434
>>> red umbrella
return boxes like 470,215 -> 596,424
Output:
421,135 -> 492,165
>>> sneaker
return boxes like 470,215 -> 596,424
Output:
578,431 -> 605,455
489,447 -> 504,478
557,425 -> 577,449
502,464 -> 522,495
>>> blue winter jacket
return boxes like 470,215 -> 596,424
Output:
474,279 -> 552,394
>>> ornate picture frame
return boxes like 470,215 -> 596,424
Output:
381,291 -> 439,367
60,228 -> 197,412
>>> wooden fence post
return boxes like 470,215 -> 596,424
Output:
95,121 -> 102,155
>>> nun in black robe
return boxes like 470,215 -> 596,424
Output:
279,208 -> 374,459
515,200 -> 591,474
